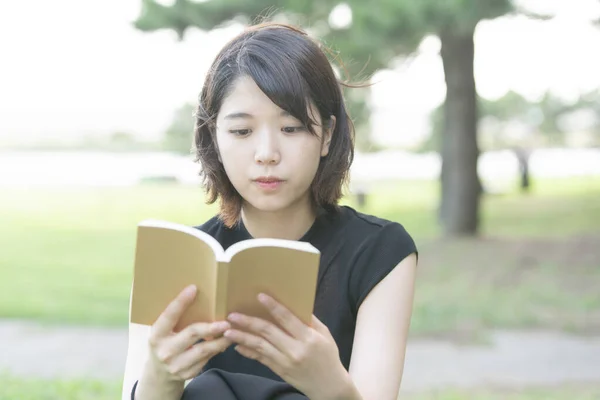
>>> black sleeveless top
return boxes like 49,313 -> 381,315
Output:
196,205 -> 417,381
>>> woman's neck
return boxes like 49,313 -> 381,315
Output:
240,196 -> 317,241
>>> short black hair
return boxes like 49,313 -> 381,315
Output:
194,22 -> 355,227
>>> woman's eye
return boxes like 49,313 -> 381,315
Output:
282,126 -> 305,134
229,129 -> 250,136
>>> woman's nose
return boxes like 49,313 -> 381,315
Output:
254,130 -> 281,165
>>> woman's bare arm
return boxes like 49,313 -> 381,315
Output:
348,253 -> 418,400
121,323 -> 152,400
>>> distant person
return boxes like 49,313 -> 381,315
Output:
513,146 -> 531,193
122,22 -> 418,400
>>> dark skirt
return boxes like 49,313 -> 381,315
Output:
181,369 -> 307,400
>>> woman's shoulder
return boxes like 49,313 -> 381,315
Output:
194,214 -> 223,235
332,206 -> 415,245
193,215 -> 247,251
331,206 -> 417,310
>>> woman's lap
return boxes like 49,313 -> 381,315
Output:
182,369 -> 307,400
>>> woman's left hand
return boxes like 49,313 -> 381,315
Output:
224,293 -> 351,400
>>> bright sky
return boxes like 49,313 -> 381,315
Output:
1,0 -> 599,147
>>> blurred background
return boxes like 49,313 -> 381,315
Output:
1,0 -> 599,399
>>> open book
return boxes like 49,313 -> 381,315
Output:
129,220 -> 321,332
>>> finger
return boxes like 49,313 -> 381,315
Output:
177,361 -> 205,381
224,329 -> 287,366
227,312 -> 296,353
234,345 -> 261,360
234,345 -> 277,372
199,335 -> 233,354
152,285 -> 197,337
164,321 -> 230,356
176,336 -> 232,371
258,293 -> 309,340
171,336 -> 232,380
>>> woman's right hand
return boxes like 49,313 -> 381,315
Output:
135,284 -> 232,400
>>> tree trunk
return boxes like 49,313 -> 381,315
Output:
439,29 -> 481,236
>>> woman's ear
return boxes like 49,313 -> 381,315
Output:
320,115 -> 336,157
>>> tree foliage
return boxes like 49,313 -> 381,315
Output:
134,0 -> 550,236
135,0 -> 513,74
163,102 -> 195,154
422,89 -> 600,151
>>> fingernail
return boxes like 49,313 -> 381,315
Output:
184,285 -> 196,296
228,313 -> 241,322
212,321 -> 229,330
258,293 -> 269,303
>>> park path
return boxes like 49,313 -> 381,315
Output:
1,320 -> 599,393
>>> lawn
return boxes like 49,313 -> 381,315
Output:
1,374 -> 598,400
0,373 -> 121,400
0,177 -> 599,337
403,385 -> 600,400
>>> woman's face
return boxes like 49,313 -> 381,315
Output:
215,76 -> 333,214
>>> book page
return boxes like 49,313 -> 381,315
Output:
139,220 -> 226,258
223,238 -> 318,261
222,245 -> 320,326
130,221 -> 222,331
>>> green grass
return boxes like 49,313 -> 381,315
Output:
353,176 -> 600,238
0,374 -> 598,400
0,177 -> 599,334
0,185 -> 213,326
403,385 -> 600,400
0,373 -> 121,400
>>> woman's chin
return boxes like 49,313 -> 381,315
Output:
241,189 -> 311,214
246,200 -> 289,213
243,195 -> 299,214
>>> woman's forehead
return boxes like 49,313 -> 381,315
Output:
220,77 -> 279,113
218,77 -> 320,123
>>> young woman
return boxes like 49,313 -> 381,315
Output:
122,22 -> 418,400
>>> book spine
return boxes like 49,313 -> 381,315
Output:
214,261 -> 229,320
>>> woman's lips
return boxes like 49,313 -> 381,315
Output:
254,177 -> 285,191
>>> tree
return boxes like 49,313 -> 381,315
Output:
164,102 -> 196,154
133,0 -> 544,236
424,91 -> 536,153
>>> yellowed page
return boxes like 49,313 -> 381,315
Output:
214,261 -> 229,320
225,247 -> 320,326
130,224 -> 218,332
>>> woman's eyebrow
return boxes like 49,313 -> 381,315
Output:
224,111 -> 294,120
223,112 -> 253,120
